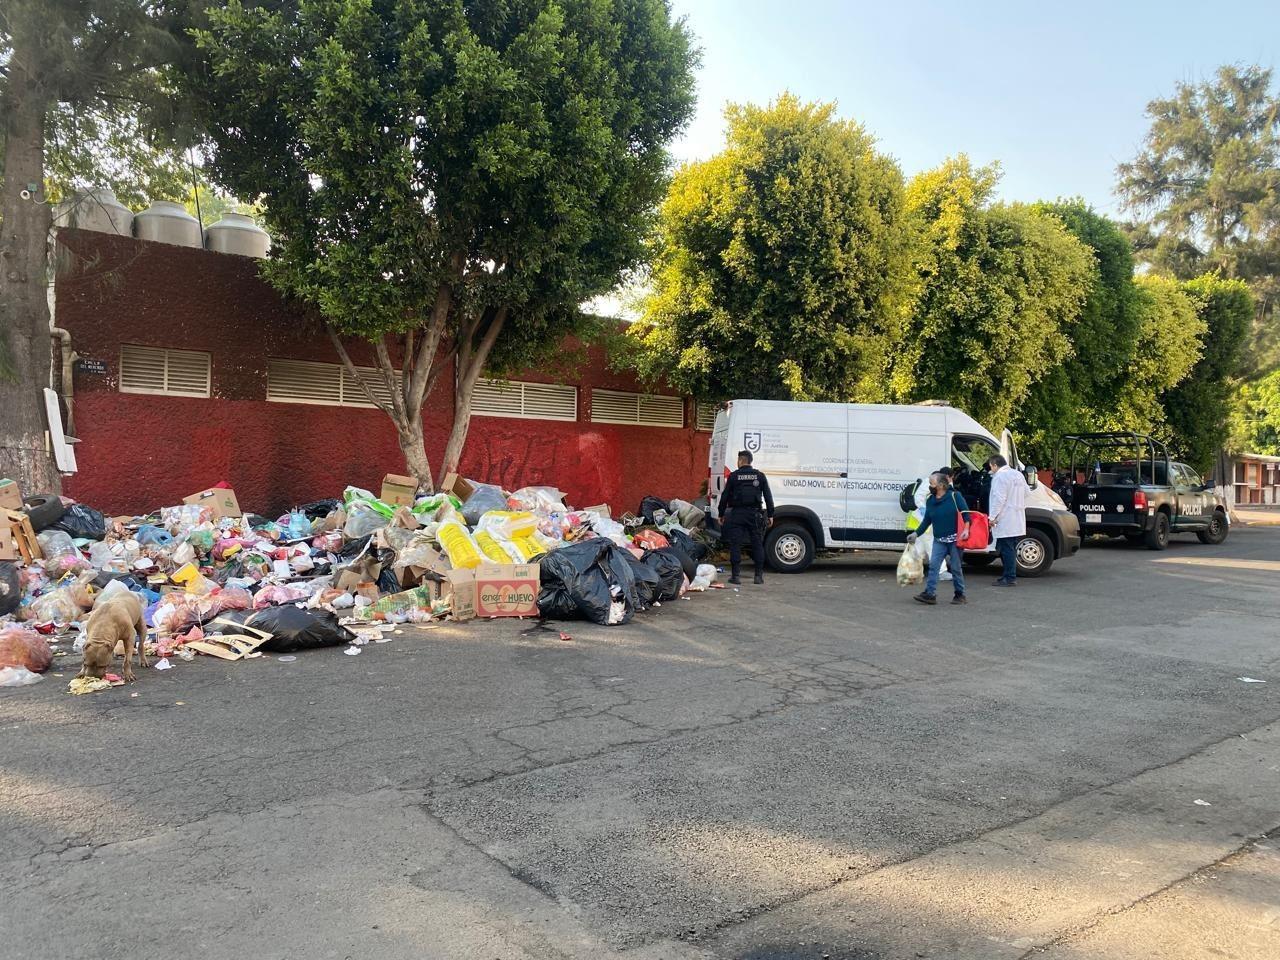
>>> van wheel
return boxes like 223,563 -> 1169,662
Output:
1016,529 -> 1054,577
1196,510 -> 1229,545
765,523 -> 815,573
1144,512 -> 1170,550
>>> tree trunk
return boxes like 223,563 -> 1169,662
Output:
439,307 -> 508,484
439,366 -> 478,483
0,27 -> 60,497
395,414 -> 434,494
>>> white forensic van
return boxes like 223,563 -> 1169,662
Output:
709,400 -> 1081,577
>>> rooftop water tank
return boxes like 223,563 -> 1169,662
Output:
204,212 -> 271,258
53,189 -> 133,235
133,200 -> 202,248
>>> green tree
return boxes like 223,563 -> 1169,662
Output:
1163,275 -> 1253,474
1231,369 -> 1280,454
195,0 -> 695,487
1,0 -> 193,492
892,157 -> 1093,434
1019,201 -> 1143,455
1117,65 -> 1280,371
630,95 -> 915,403
1102,275 -> 1204,434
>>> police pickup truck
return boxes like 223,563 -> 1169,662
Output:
1052,432 -> 1228,549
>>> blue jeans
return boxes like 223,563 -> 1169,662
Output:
925,539 -> 965,597
996,536 -> 1018,582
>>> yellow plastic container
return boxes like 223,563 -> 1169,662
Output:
474,529 -> 517,564
437,521 -> 482,569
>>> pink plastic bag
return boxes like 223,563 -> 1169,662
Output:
0,626 -> 53,673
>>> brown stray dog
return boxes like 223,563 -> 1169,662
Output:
79,591 -> 149,682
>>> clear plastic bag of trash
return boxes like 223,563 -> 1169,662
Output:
897,544 -> 924,586
0,666 -> 43,687
36,529 -> 78,561
29,582 -> 86,623
344,503 -> 390,539
690,563 -> 718,590
507,486 -> 566,515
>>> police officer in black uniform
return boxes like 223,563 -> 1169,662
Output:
718,450 -> 775,585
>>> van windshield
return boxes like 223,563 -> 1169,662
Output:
952,435 -> 998,473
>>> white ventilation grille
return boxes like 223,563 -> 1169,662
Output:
471,379 -> 577,421
119,345 -> 211,397
267,358 -> 400,408
590,389 -> 684,427
695,402 -> 719,431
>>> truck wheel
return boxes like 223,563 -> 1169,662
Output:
21,493 -> 66,531
1196,510 -> 1229,545
1015,528 -> 1054,577
765,523 -> 815,574
1144,512 -> 1170,550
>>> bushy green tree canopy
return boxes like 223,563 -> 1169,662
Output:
196,0 -> 696,485
1118,65 -> 1280,371
1163,275 -> 1253,473
1102,275 -> 1205,433
631,94 -> 914,402
893,157 -> 1093,431
1231,369 -> 1280,455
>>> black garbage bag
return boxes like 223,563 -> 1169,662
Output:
0,562 -> 20,617
50,504 -> 107,541
638,495 -> 669,525
336,534 -> 372,562
537,538 -> 638,625
461,483 -> 508,526
210,558 -> 245,586
91,571 -> 145,593
666,528 -> 707,566
247,605 -> 357,653
623,551 -> 662,611
296,498 -> 340,521
375,547 -> 400,595
643,548 -> 687,601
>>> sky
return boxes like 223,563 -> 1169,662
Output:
666,0 -> 1278,214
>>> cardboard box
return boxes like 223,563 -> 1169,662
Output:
391,506 -> 421,530
381,473 -> 418,508
445,568 -> 476,622
394,543 -> 451,588
439,472 -> 476,504
582,503 -> 611,519
474,562 -> 540,618
0,478 -> 22,512
183,486 -> 241,520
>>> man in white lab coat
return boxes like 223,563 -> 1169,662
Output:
987,454 -> 1027,586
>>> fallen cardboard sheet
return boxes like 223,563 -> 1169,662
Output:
184,618 -> 272,662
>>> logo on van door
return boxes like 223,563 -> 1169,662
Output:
744,432 -> 761,453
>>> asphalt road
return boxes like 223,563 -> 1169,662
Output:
4,525 -> 1280,960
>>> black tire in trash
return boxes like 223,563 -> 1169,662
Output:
21,493 -> 65,531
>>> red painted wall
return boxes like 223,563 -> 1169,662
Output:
55,229 -> 708,516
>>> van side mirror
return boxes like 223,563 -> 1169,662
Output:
1024,466 -> 1039,489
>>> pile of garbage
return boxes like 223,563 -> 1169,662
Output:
0,475 -> 720,691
